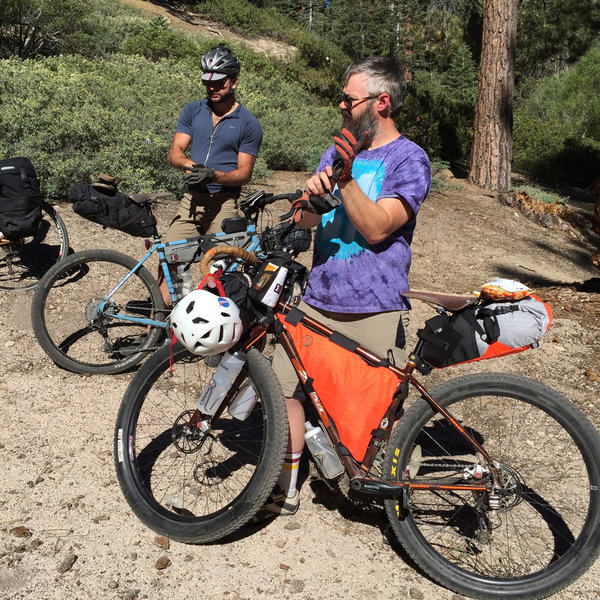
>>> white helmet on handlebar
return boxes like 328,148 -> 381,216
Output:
170,289 -> 243,356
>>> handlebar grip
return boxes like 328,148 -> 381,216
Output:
199,245 -> 258,277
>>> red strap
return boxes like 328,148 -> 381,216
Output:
169,328 -> 177,375
198,272 -> 226,297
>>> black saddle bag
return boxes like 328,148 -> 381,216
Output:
0,157 -> 43,240
70,181 -> 156,238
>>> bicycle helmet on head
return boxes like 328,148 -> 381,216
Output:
201,44 -> 240,81
170,289 -> 243,356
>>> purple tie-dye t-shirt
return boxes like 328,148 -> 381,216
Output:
303,135 -> 431,313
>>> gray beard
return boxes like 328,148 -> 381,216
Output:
342,102 -> 378,147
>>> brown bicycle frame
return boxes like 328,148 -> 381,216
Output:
265,301 -> 500,495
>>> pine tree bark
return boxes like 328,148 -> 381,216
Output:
469,0 -> 517,192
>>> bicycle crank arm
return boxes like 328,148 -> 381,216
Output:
350,477 -> 488,496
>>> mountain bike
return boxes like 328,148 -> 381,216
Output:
113,201 -> 600,600
0,200 -> 69,291
30,189 -> 305,375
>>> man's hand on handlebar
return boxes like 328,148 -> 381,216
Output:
184,163 -> 215,186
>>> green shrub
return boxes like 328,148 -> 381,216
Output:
121,17 -> 202,62
0,53 -> 338,201
513,47 -> 600,185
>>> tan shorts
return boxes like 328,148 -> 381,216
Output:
164,191 -> 240,242
271,300 -> 409,398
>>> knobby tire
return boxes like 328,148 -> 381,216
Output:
114,343 -> 288,543
383,372 -> 600,600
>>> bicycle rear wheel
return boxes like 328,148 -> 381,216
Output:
114,343 -> 288,543
0,201 -> 69,291
31,248 -> 165,374
383,373 -> 600,599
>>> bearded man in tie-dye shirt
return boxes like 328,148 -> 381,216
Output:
255,55 -> 431,521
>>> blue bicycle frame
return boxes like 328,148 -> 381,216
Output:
99,225 -> 262,329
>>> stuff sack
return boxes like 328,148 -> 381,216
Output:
0,157 -> 42,240
417,295 -> 552,369
70,182 -> 156,238
277,312 -> 401,463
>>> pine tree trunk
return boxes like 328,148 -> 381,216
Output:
469,0 -> 517,192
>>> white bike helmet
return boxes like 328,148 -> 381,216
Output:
170,289 -> 243,356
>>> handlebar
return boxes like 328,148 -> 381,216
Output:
199,245 -> 258,277
239,189 -> 303,215
239,189 -> 338,222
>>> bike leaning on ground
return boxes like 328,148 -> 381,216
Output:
113,195 -> 600,600
30,189 -> 301,375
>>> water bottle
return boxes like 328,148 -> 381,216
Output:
196,352 -> 246,416
177,264 -> 194,296
304,421 -> 344,479
227,384 -> 258,421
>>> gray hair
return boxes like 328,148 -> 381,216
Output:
344,56 -> 407,118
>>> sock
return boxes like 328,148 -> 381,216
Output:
277,451 -> 302,498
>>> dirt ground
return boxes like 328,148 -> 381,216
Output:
0,169 -> 599,600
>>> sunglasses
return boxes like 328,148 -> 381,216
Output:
340,91 -> 379,109
203,77 -> 229,89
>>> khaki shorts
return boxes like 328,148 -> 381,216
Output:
164,191 -> 240,242
271,300 -> 409,398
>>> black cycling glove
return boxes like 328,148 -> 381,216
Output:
184,163 -> 215,186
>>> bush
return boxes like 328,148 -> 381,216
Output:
121,17 -> 203,62
0,53 -> 338,201
513,47 -> 600,185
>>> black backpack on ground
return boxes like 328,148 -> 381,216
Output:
70,176 -> 156,238
0,157 -> 43,240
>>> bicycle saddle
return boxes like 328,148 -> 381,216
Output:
404,290 -> 479,312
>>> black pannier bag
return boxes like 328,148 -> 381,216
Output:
0,157 -> 43,240
70,179 -> 156,238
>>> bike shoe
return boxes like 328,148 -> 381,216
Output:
251,487 -> 300,523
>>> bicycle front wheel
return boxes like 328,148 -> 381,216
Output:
31,248 -> 165,374
0,201 -> 69,291
114,343 -> 288,543
384,373 -> 600,600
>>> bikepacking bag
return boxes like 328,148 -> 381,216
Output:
70,176 -> 156,238
276,311 -> 401,463
0,157 -> 42,240
249,252 -> 292,308
417,295 -> 552,369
